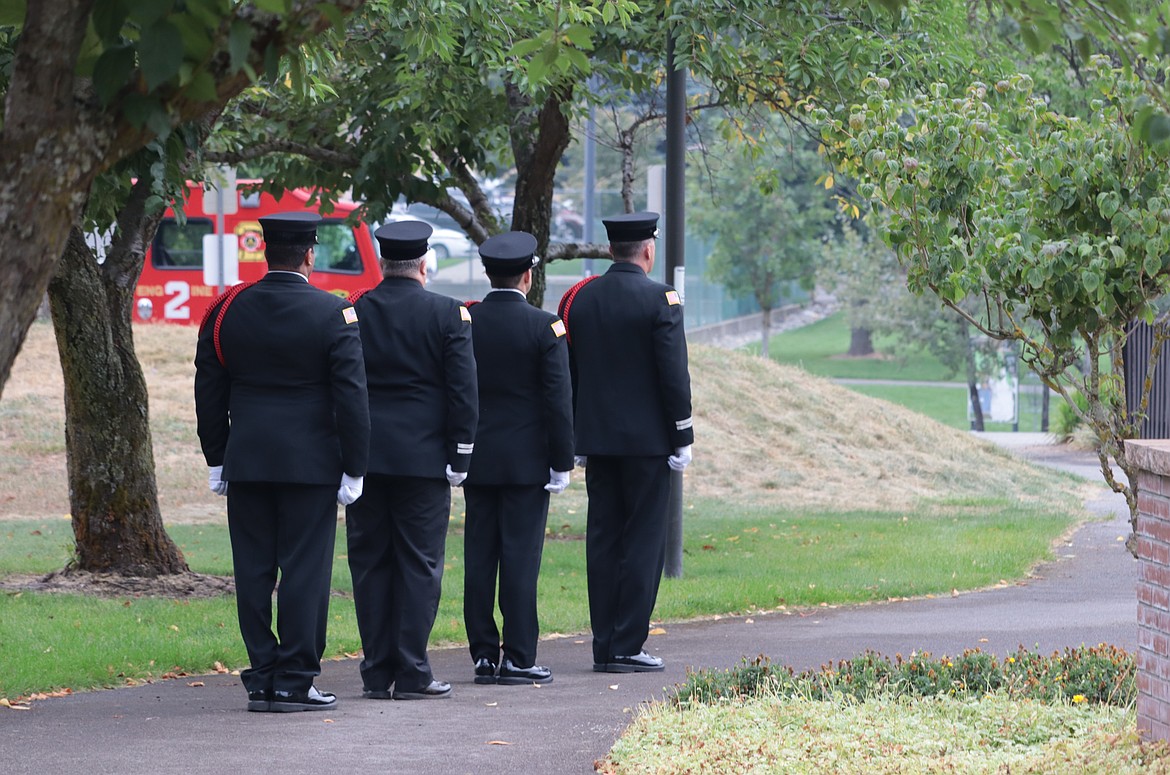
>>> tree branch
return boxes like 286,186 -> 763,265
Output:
545,241 -> 610,262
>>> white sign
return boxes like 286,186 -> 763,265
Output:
203,166 -> 238,215
203,234 -> 239,287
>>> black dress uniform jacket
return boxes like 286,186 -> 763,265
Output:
565,262 -> 693,454
194,271 -> 370,483
194,270 -> 370,698
465,290 -> 574,485
353,277 -> 478,476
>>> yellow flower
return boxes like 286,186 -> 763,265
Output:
1072,694 -> 1087,704
1007,657 -> 1015,664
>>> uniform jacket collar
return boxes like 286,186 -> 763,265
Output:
606,262 -> 646,276
484,289 -> 527,302
263,270 -> 309,283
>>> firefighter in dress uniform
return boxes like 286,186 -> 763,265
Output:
345,220 -> 478,700
557,211 -> 694,673
194,211 -> 370,712
462,231 -> 575,686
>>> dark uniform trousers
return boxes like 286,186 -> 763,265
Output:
584,456 -> 671,665
227,482 -> 339,694
463,484 -> 551,668
346,474 -> 451,694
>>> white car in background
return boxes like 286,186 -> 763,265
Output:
382,202 -> 479,261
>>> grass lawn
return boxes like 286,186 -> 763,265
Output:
766,313 -> 1055,432
0,489 -> 1076,699
766,312 -> 956,381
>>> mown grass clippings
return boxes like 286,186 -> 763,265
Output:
602,692 -> 1170,774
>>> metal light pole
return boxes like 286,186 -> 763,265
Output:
663,26 -> 686,579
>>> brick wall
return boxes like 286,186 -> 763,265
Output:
1125,439 -> 1170,742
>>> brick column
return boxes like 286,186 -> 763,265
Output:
1126,439 -> 1170,742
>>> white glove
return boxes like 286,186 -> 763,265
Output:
337,473 -> 364,505
574,455 -> 588,468
544,469 -> 571,494
667,445 -> 693,472
208,465 -> 228,497
445,464 -> 467,487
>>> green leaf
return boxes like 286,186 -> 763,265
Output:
256,0 -> 290,12
263,42 -> 281,82
186,69 -> 218,102
122,93 -> 171,139
314,2 -> 345,31
1147,113 -> 1170,145
1144,253 -> 1162,276
172,13 -> 214,61
138,19 -> 184,91
128,0 -> 173,27
508,37 -> 544,59
90,0 -> 126,42
229,18 -> 255,75
562,23 -> 594,50
1081,269 -> 1101,293
92,45 -> 135,106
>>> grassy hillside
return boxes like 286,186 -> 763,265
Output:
0,320 -> 1076,524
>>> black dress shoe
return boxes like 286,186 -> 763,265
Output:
391,679 -> 451,700
498,658 -> 552,685
362,687 -> 393,700
270,686 -> 338,712
601,652 -> 665,673
246,688 -> 271,712
474,658 -> 498,685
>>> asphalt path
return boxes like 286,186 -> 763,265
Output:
0,439 -> 1136,774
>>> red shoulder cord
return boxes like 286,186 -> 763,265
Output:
197,282 -> 257,368
556,275 -> 600,345
463,299 -> 479,307
347,288 -> 373,305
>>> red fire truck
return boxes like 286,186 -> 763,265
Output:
133,181 -> 382,324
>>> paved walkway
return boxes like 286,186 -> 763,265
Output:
0,438 -> 1136,774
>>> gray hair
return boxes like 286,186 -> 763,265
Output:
610,239 -> 650,263
381,256 -> 425,278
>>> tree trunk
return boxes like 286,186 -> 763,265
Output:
760,306 -> 772,358
0,0 -> 108,400
1041,386 -> 1050,432
848,327 -> 874,356
47,221 -> 187,576
966,337 -> 985,432
508,83 -> 573,308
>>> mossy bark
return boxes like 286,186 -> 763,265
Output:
46,182 -> 187,576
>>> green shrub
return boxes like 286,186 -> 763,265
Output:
672,644 -> 1135,707
1053,390 -> 1089,436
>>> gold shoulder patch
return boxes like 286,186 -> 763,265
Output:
665,290 -> 681,306
551,319 -> 567,338
342,306 -> 359,324
459,305 -> 472,323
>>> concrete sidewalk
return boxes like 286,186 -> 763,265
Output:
0,437 -> 1137,774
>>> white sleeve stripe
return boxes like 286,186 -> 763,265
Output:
675,417 -> 693,430
456,443 -> 475,454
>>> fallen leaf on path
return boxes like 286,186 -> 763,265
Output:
485,702 -> 498,707
187,681 -> 205,687
213,662 -> 229,674
745,618 -> 754,624
486,741 -> 512,746
324,719 -> 334,723
608,684 -> 619,690
0,699 -> 30,710
649,627 -> 666,635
